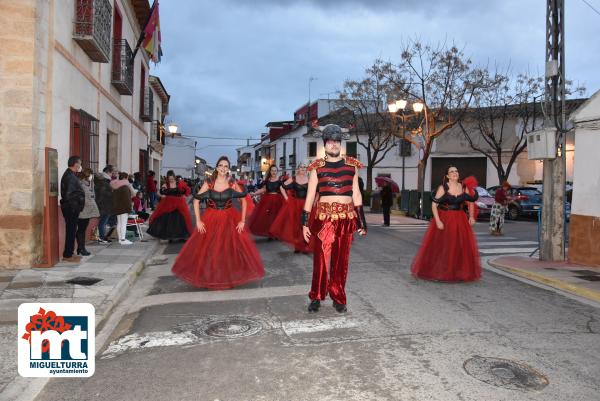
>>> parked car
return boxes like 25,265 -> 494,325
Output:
474,187 -> 495,219
487,185 -> 543,220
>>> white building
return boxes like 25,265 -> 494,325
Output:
568,90 -> 600,266
161,134 -> 197,178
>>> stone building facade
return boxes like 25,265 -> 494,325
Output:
0,0 -> 168,268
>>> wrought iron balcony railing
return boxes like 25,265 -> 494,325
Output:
111,39 -> 134,95
151,120 -> 165,145
73,0 -> 112,63
140,87 -> 154,122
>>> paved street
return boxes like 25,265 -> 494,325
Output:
30,216 -> 600,401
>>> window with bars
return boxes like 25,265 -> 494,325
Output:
70,108 -> 99,172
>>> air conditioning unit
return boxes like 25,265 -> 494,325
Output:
526,128 -> 557,160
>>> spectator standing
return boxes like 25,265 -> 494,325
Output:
94,165 -> 114,243
146,171 -> 158,210
111,172 -> 136,245
77,168 -> 100,255
380,182 -> 393,227
60,156 -> 85,262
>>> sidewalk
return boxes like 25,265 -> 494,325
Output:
0,236 -> 160,396
365,208 -> 429,225
487,255 -> 600,303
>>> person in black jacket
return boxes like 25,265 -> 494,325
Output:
380,182 -> 393,226
60,156 -> 85,261
94,165 -> 115,243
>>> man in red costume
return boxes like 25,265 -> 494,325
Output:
302,124 -> 367,313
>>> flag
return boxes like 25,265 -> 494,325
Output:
141,0 -> 162,63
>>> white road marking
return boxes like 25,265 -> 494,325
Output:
102,330 -> 197,357
479,247 -> 537,254
477,241 -> 538,246
282,317 -> 361,334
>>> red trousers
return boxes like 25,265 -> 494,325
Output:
309,216 -> 356,305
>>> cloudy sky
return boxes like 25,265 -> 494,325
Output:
151,0 -> 600,166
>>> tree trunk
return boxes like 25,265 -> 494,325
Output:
366,165 -> 373,192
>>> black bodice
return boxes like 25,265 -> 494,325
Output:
194,187 -> 248,209
432,184 -> 478,210
283,180 -> 308,199
264,180 -> 282,193
160,186 -> 185,196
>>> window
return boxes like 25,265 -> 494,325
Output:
346,141 -> 357,157
106,130 -> 119,166
70,108 -> 99,172
308,142 -> 317,157
399,139 -> 412,157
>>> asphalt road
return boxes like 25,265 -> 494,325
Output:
35,217 -> 600,401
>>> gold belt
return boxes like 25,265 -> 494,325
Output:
267,192 -> 279,194
317,202 -> 355,221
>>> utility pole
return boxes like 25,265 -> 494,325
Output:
540,0 -> 566,261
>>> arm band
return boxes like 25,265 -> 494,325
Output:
301,210 -> 310,227
355,205 -> 367,231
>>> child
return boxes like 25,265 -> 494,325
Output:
132,191 -> 150,221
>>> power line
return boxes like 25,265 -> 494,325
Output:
582,0 -> 600,16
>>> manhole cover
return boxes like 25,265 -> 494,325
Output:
463,356 -> 549,391
66,277 -> 103,286
192,316 -> 263,338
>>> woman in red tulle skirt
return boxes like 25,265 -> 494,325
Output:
247,165 -> 287,238
269,164 -> 313,253
171,156 -> 264,289
147,170 -> 192,240
411,165 -> 481,282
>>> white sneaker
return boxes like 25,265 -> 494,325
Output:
119,239 -> 133,245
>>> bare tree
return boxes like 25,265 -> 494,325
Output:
390,39 -> 480,193
458,69 -> 543,184
337,59 -> 402,192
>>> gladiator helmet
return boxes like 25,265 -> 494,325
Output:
313,123 -> 351,142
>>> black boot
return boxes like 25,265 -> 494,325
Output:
308,300 -> 320,313
333,301 -> 347,313
77,249 -> 91,256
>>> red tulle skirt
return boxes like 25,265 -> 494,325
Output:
411,210 -> 481,282
147,195 -> 192,240
171,207 -> 265,289
269,197 -> 314,253
247,193 -> 284,237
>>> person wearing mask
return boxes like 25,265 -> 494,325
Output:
146,170 -> 158,210
380,181 -> 393,227
94,165 -> 114,243
76,168 -> 100,255
110,172 -> 136,245
60,156 -> 85,262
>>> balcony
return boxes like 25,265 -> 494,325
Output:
140,87 -> 154,122
151,120 -> 165,145
73,0 -> 112,63
111,39 -> 134,95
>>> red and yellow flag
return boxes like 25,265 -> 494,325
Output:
141,0 -> 162,63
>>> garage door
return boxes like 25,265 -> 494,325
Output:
430,157 -> 487,189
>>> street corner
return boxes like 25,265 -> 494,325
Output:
487,255 -> 600,304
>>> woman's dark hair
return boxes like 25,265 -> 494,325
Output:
166,170 -> 175,177
268,164 -> 278,179
78,167 -> 93,181
118,172 -> 128,180
442,164 -> 459,186
67,155 -> 81,167
212,156 -> 230,181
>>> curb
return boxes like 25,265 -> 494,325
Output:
487,258 -> 600,304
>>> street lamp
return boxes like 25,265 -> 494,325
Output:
167,122 -> 178,137
388,99 -> 409,192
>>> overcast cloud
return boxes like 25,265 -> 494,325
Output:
151,0 -> 600,166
